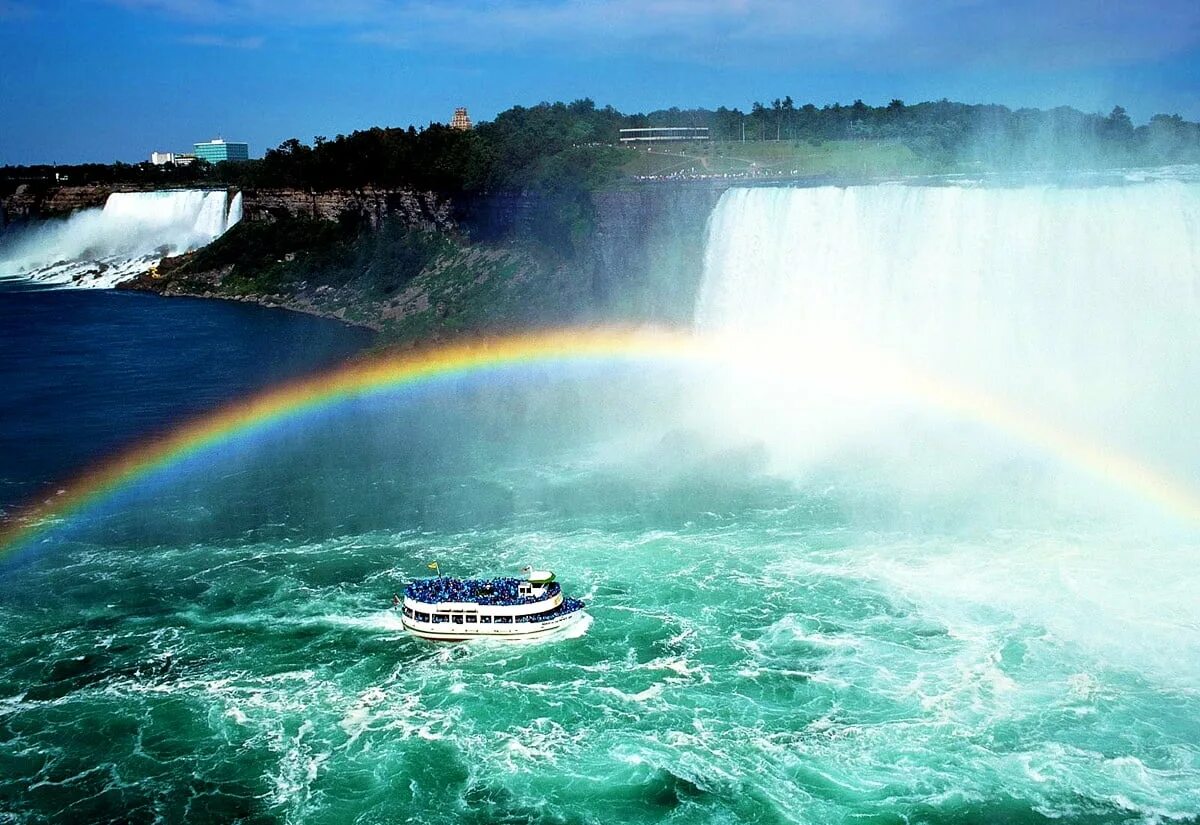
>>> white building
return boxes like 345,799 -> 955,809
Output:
148,152 -> 197,167
618,127 -> 710,143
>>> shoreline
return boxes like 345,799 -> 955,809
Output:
116,277 -> 385,333
0,274 -> 382,336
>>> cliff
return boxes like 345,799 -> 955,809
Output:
0,184 -> 456,232
586,183 -> 726,322
461,182 -> 726,322
1,183 -> 118,224
9,180 -> 730,342
240,188 -> 455,231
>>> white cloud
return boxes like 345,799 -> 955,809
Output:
180,33 -> 265,48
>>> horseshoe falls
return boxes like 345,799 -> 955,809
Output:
2,179 -> 1200,825
696,181 -> 1200,511
0,189 -> 241,288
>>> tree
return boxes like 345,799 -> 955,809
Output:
781,96 -> 795,140
1104,105 -> 1134,142
751,101 -> 768,141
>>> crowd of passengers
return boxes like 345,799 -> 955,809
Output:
405,597 -> 586,625
405,576 -> 561,606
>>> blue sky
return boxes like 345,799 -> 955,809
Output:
2,0 -> 1198,164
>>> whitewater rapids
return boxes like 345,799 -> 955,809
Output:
0,189 -> 242,288
2,175 -> 1200,823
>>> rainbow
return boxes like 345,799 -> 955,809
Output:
0,328 -> 710,559
2,327 -> 1199,562
894,367 -> 1200,525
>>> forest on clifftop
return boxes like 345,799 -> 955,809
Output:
5,97 -> 1200,197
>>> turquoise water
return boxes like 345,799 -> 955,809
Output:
3,373 -> 1200,824
5,179 -> 1200,823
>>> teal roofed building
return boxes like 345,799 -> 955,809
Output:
193,139 -> 250,163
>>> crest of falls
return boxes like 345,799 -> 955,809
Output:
0,189 -> 242,288
693,180 -> 1200,508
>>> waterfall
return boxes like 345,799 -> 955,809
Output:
694,179 -> 1200,506
0,189 -> 243,289
226,190 -> 243,227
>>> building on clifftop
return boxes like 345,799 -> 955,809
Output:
193,138 -> 250,163
149,151 -> 196,167
450,107 -> 472,131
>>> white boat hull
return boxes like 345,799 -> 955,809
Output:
401,609 -> 588,642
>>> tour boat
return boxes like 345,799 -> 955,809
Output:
399,567 -> 587,641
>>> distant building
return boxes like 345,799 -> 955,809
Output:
619,127 -> 709,143
149,151 -> 197,167
193,139 -> 250,163
450,107 -> 472,131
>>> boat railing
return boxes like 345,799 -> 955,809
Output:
404,577 -> 561,607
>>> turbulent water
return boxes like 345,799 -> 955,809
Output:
0,190 -> 242,288
3,179 -> 1200,824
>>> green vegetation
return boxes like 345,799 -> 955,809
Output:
618,139 -> 930,179
6,98 -> 1200,196
175,215 -> 455,301
380,245 -> 575,344
179,216 -> 351,293
158,213 -> 583,344
0,160 -> 209,196
11,95 -> 1200,348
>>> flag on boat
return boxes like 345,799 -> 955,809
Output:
427,561 -> 440,573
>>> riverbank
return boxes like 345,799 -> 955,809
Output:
109,179 -> 729,346
116,273 -> 384,332
116,224 -> 579,347
11,166 -> 1191,345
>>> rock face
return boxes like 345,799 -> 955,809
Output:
8,179 -> 733,335
1,184 -> 124,224
241,188 -> 456,231
1,184 -> 456,232
461,182 -> 729,322
585,182 -> 728,322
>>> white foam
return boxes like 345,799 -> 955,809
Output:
0,189 -> 243,288
694,179 -> 1200,496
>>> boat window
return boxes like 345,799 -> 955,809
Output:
497,615 -> 512,623
452,615 -> 463,624
415,612 -> 429,622
465,616 -> 477,623
479,615 -> 492,623
402,607 -> 413,618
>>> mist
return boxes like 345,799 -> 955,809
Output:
0,190 -> 242,288
5,163 -> 1200,822
690,180 -> 1200,513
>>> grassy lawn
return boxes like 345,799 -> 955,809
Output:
617,139 -> 934,179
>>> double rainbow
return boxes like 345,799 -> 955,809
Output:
1,327 -> 1198,562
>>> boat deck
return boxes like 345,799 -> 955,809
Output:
405,576 -> 561,607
